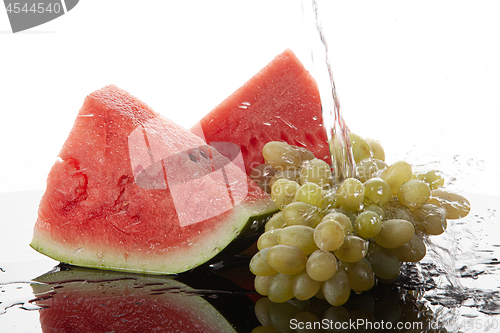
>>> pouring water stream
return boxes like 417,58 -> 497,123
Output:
301,0 -> 356,184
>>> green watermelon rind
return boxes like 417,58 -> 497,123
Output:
30,199 -> 276,275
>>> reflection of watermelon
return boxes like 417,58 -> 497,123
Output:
191,49 -> 329,175
30,85 -> 277,274
32,266 -> 257,333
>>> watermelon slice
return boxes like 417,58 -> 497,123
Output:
30,85 -> 277,275
191,49 -> 330,175
32,266 -> 257,333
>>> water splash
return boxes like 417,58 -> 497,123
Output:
301,0 -> 356,184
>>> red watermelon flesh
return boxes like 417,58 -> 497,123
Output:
30,85 -> 277,275
190,49 -> 330,175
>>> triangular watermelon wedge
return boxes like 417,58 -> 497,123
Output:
191,49 -> 330,175
30,85 -> 277,275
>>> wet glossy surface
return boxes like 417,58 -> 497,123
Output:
1,190 -> 499,332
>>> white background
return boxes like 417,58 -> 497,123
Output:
1,0 -> 499,196
1,2 -> 499,331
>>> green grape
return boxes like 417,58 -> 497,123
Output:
336,178 -> 365,211
363,204 -> 386,220
250,247 -> 277,276
321,189 -> 337,211
354,211 -> 382,239
277,225 -> 319,255
292,145 -> 316,162
313,220 -> 345,251
383,201 -> 415,222
373,159 -> 388,171
282,201 -> 323,227
413,203 -> 447,235
321,211 -> 354,235
365,243 -> 401,280
339,259 -> 375,294
258,229 -> 281,250
333,235 -> 368,262
265,211 -> 286,232
373,219 -> 415,249
293,270 -> 321,301
292,312 -> 322,333
267,244 -> 307,275
379,160 -> 412,195
363,177 -> 392,205
365,138 -> 385,161
356,158 -> 379,183
269,169 -> 301,189
306,250 -> 338,282
262,141 -> 301,171
249,163 -> 278,193
299,158 -> 332,188
428,189 -> 471,219
255,274 -> 275,296
267,273 -> 295,303
414,169 -> 445,190
390,234 -> 427,262
271,178 -> 300,209
397,179 -> 430,209
349,132 -> 374,163
294,182 -> 324,208
322,270 -> 351,306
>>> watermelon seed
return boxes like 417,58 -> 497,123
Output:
189,153 -> 197,163
200,150 -> 208,159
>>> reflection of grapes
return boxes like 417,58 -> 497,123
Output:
250,136 -> 470,307
253,285 -> 448,332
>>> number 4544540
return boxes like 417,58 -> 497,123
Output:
6,2 -> 62,14
458,318 -> 499,330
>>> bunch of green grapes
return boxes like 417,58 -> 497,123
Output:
249,137 -> 471,307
